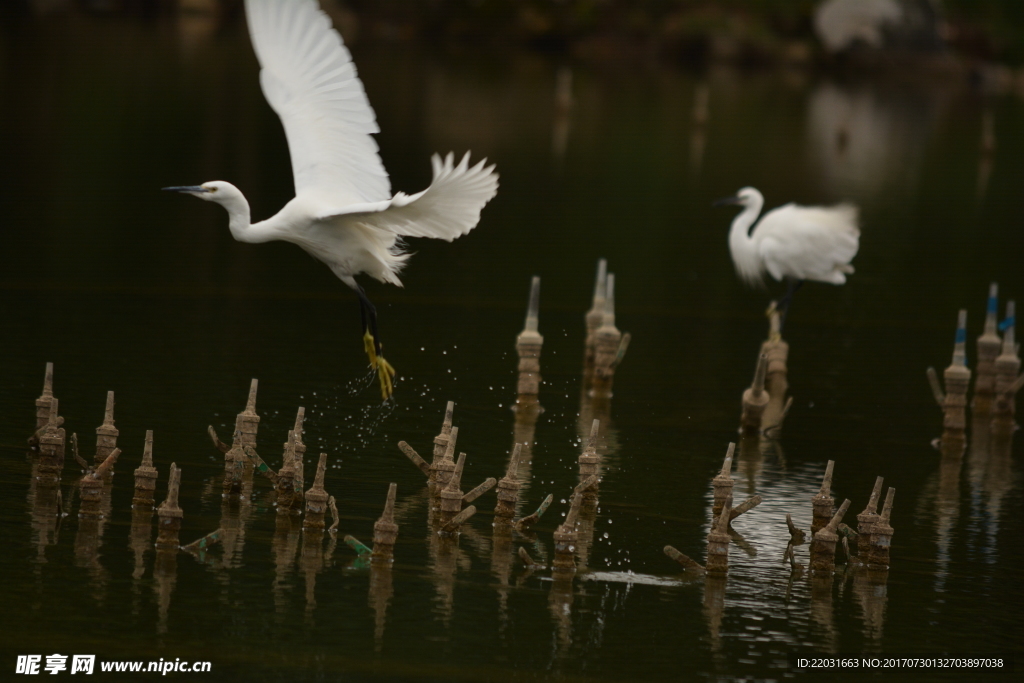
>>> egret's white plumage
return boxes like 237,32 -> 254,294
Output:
723,187 -> 859,288
166,0 -> 499,398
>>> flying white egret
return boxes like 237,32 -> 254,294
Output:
164,0 -> 498,400
714,187 -> 859,328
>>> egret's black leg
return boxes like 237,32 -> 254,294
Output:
776,278 -> 804,333
354,285 -> 395,400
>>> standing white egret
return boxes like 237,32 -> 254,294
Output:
165,0 -> 498,400
714,187 -> 859,327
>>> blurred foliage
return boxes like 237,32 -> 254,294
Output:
346,0 -> 1024,65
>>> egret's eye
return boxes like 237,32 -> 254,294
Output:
206,186 -> 218,193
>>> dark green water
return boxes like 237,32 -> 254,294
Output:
1,10 -> 1023,682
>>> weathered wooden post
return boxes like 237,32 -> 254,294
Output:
36,398 -> 66,485
79,449 -> 119,518
515,276 -> 543,400
866,488 -> 895,569
303,453 -> 329,530
34,362 -> 55,433
810,498 -> 851,575
590,273 -> 630,398
711,443 -> 735,521
583,259 -> 608,387
94,391 -> 119,473
740,353 -> 769,434
372,483 -> 399,561
973,283 -> 1001,415
992,300 -> 1020,435
156,463 -> 183,549
133,430 -> 159,508
811,460 -> 836,535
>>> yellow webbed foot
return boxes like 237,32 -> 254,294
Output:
363,330 -> 396,400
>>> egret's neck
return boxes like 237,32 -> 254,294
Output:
217,193 -> 258,243
728,200 -> 762,262
727,198 -> 764,283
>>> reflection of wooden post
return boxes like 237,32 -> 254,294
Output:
133,431 -> 159,508
992,300 -> 1019,435
515,276 -> 543,400
156,463 -> 183,549
974,284 -> 1001,415
34,362 -> 55,433
810,499 -> 851,575
94,391 -> 119,474
811,460 -> 836,535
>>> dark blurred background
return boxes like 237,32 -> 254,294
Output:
4,0 -> 1024,77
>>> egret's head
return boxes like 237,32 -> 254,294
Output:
162,181 -> 243,205
713,186 -> 764,209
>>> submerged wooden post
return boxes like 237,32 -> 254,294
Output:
740,353 -> 770,434
494,444 -> 523,525
428,401 -> 455,493
36,398 -> 66,485
711,443 -> 735,521
432,426 -> 459,500
515,276 -> 544,399
705,494 -> 732,575
372,483 -> 399,560
34,362 -> 55,433
275,432 -> 299,513
811,460 -> 836,535
94,391 -> 119,473
133,430 -> 159,508
810,498 -> 851,575
437,452 -> 466,528
552,492 -> 583,577
303,453 -> 330,530
79,448 -> 119,518
992,300 -> 1020,434
583,259 -> 608,386
941,310 -> 971,447
156,463 -> 183,549
974,283 -> 1002,415
590,273 -> 630,398
222,380 -> 261,495
866,488 -> 895,569
856,476 -> 884,557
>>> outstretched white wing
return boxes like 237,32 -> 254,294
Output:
245,0 -> 390,206
320,152 -> 499,241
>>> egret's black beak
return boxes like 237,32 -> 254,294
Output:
162,185 -> 211,193
713,195 -> 742,207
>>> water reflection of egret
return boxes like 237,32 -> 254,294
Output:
164,0 -> 499,399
